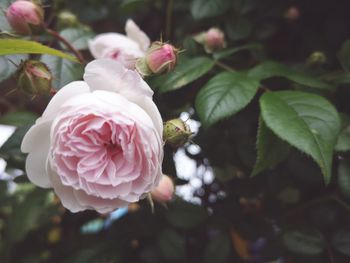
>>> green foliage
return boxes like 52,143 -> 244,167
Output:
0,55 -> 27,83
338,160 -> 350,198
249,61 -> 333,90
59,27 -> 95,50
191,0 -> 230,20
331,226 -> 350,256
159,57 -> 214,93
41,55 -> 84,89
1,0 -> 350,262
260,91 -> 340,183
282,227 -> 326,255
252,118 -> 291,176
335,113 -> 350,152
166,199 -> 208,229
0,39 -> 79,62
195,71 -> 259,127
203,232 -> 231,263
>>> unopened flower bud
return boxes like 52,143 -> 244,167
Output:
6,0 -> 44,35
163,118 -> 192,148
306,51 -> 326,66
151,175 -> 175,202
194,27 -> 226,53
57,11 -> 79,29
17,60 -> 52,95
284,6 -> 300,22
136,42 -> 178,76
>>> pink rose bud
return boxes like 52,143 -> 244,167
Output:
163,118 -> 192,148
136,42 -> 178,76
194,28 -> 226,53
6,0 -> 44,35
285,6 -> 300,22
151,175 -> 175,202
205,28 -> 226,53
17,60 -> 52,95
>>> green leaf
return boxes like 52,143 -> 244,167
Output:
0,39 -> 79,62
331,226 -> 350,256
337,160 -> 350,198
191,0 -> 230,20
0,54 -> 27,83
157,229 -> 186,261
338,39 -> 350,72
252,118 -> 291,176
59,27 -> 95,50
159,57 -> 214,93
225,14 -> 253,41
6,189 -> 49,243
166,199 -> 208,229
41,55 -> 84,89
195,71 -> 260,127
203,232 -> 231,263
335,113 -> 350,152
260,91 -> 340,183
213,43 -> 263,60
0,111 -> 38,126
249,61 -> 333,90
282,228 -> 326,255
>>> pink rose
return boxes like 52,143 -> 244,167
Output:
88,20 -> 150,69
21,59 -> 164,213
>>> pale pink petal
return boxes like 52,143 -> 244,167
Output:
47,163 -> 87,212
22,121 -> 52,188
42,81 -> 90,121
83,59 -> 153,97
125,19 -> 151,52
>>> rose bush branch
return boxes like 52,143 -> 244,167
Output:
46,28 -> 86,64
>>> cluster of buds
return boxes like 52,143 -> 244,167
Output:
194,27 -> 226,53
16,60 -> 53,95
163,118 -> 192,148
136,42 -> 178,77
6,0 -> 44,35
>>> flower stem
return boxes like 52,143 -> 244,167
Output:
215,61 -> 235,72
165,0 -> 174,40
46,28 -> 86,64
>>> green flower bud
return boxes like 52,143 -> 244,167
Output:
163,118 -> 192,148
306,51 -> 326,66
17,60 -> 52,95
57,11 -> 79,29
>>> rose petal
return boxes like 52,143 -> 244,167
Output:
42,81 -> 90,121
47,162 -> 86,212
22,121 -> 52,188
88,33 -> 141,58
83,59 -> 153,98
125,19 -> 151,52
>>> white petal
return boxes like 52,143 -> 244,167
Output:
131,96 -> 163,139
125,19 -> 151,52
22,121 -> 52,188
42,81 -> 90,121
47,163 -> 87,213
88,33 -> 142,58
83,59 -> 153,98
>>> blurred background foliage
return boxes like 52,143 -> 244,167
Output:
2,0 -> 350,262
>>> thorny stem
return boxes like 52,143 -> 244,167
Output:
46,28 -> 86,64
165,0 -> 174,40
215,60 -> 235,72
